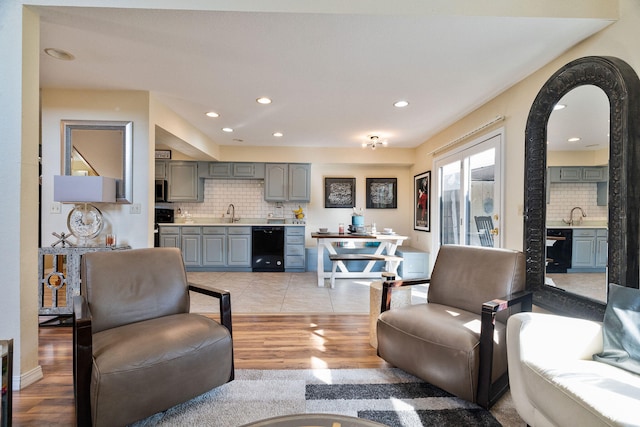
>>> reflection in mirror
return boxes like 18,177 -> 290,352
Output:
62,120 -> 133,203
545,86 -> 609,302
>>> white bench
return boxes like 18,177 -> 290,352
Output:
328,253 -> 403,288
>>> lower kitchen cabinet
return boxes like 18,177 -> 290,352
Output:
285,226 -> 306,272
181,227 -> 202,267
160,225 -> 251,271
202,227 -> 226,267
227,227 -> 251,266
570,228 -> 607,272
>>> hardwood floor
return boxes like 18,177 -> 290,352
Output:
13,314 -> 387,426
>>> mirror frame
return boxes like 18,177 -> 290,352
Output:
525,56 -> 640,320
62,119 -> 133,203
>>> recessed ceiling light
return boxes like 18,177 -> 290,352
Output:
273,132 -> 283,137
44,48 -> 75,61
553,103 -> 566,110
222,127 -> 233,133
394,100 -> 409,108
568,137 -> 581,142
205,111 -> 219,118
232,138 -> 244,143
256,97 -> 272,105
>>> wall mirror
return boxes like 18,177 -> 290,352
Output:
524,56 -> 640,320
62,120 -> 133,203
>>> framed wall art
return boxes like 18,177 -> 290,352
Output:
414,171 -> 431,231
155,149 -> 172,159
366,178 -> 397,209
324,177 -> 356,208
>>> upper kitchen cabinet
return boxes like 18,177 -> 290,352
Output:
202,162 -> 265,179
167,161 -> 203,202
264,163 -> 311,202
548,166 -> 607,182
155,160 -> 167,179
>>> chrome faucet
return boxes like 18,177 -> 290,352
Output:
564,206 -> 586,226
226,203 -> 237,223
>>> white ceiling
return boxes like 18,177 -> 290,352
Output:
36,5 -> 614,156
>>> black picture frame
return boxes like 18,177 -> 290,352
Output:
155,149 -> 171,159
366,178 -> 397,209
414,171 -> 430,231
324,177 -> 356,208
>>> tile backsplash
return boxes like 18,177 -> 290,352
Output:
157,179 -> 307,221
547,182 -> 607,222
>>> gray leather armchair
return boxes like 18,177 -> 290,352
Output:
376,244 -> 531,408
73,247 -> 234,426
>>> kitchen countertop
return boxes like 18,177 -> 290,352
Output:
546,221 -> 607,229
161,218 -> 305,226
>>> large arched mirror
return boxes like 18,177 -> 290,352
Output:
62,120 -> 133,203
525,56 -> 640,320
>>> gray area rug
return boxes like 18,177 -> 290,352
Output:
130,368 -> 500,427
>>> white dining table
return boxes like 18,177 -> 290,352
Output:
310,232 -> 409,287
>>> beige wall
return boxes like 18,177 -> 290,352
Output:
41,89 -> 153,248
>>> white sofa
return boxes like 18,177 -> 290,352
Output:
507,312 -> 640,427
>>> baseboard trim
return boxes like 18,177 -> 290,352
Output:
14,364 -> 43,390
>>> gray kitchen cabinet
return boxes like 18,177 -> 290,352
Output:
595,229 -> 608,268
288,163 -> 311,202
204,162 -> 265,179
285,226 -> 305,272
264,163 -> 311,202
161,225 -> 251,270
202,227 -> 226,267
571,228 -> 607,271
548,166 -> 607,183
227,227 -> 251,267
181,227 -> 202,267
159,225 -> 180,248
167,161 -> 203,202
155,160 -> 167,179
265,163 -> 288,201
548,166 -> 608,206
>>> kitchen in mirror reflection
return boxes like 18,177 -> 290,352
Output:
545,85 -> 609,302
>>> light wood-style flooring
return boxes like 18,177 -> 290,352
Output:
13,314 -> 386,426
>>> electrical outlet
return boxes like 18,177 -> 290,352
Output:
50,202 -> 61,214
130,203 -> 141,214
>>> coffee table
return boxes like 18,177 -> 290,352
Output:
241,413 -> 387,427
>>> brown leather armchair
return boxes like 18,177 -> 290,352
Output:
73,247 -> 234,426
376,244 -> 532,408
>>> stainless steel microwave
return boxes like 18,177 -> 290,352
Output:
155,179 -> 168,202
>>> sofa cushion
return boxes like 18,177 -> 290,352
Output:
91,313 -> 232,426
593,283 -> 640,375
523,357 -> 640,426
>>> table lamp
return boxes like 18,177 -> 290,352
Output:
53,175 -> 116,246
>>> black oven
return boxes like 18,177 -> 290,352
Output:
154,207 -> 174,247
252,226 -> 285,272
546,228 -> 573,273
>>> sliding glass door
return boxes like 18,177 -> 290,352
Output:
434,132 -> 503,250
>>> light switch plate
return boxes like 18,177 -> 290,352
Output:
130,203 -> 141,214
50,202 -> 61,214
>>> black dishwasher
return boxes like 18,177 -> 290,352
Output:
252,226 -> 285,272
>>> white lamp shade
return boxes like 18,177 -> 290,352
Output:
54,175 -> 116,203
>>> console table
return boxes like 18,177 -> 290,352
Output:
38,246 -> 131,317
310,232 -> 408,287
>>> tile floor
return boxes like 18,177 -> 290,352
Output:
187,271 -> 428,314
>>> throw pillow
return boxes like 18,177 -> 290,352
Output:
593,283 -> 640,374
